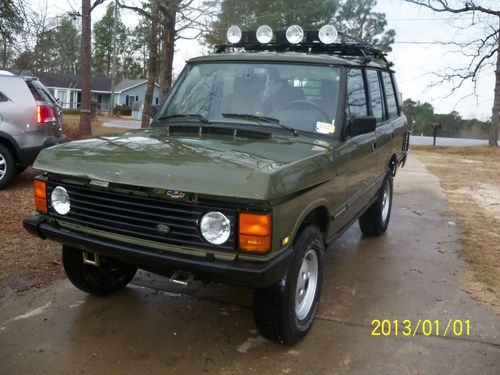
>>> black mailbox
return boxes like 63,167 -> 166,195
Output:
431,121 -> 442,146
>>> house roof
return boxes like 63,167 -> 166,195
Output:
115,79 -> 148,92
35,72 -> 155,93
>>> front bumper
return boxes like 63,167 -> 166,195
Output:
23,216 -> 293,288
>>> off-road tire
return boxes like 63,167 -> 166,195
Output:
359,171 -> 393,236
253,225 -> 325,345
62,246 -> 137,296
0,144 -> 16,189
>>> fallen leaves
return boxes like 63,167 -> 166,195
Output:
0,168 -> 64,293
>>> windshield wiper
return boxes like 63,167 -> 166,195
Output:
158,114 -> 210,123
222,113 -> 298,137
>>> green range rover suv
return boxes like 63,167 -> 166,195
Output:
24,25 -> 410,345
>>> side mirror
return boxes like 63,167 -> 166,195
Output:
349,116 -> 376,136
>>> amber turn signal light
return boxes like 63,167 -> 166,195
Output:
34,179 -> 48,213
239,213 -> 272,253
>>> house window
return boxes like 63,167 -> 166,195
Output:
155,97 -> 159,105
126,95 -> 129,106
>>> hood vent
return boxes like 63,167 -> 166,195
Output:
168,125 -> 272,140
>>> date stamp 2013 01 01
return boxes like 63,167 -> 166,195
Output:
371,319 -> 471,337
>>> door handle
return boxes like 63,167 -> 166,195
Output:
371,142 -> 377,152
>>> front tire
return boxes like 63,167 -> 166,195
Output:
0,144 -> 16,189
62,246 -> 137,296
253,225 -> 325,345
359,172 -> 393,236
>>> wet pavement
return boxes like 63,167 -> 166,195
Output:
1,157 -> 499,374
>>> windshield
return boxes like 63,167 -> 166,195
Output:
157,62 -> 341,136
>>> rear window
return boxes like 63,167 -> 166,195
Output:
26,79 -> 58,106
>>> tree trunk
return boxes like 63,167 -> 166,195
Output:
141,0 -> 159,128
79,0 -> 92,136
159,1 -> 178,101
2,39 -> 7,68
109,0 -> 119,117
490,26 -> 500,147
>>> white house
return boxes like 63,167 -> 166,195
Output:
35,72 -> 161,112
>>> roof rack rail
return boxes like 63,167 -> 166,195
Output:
215,30 -> 393,68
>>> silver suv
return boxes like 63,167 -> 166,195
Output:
0,71 -> 66,188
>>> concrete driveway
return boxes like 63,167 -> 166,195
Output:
1,157 -> 499,374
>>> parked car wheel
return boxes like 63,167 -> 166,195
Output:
62,246 -> 137,296
253,225 -> 325,345
359,171 -> 393,236
0,144 -> 16,189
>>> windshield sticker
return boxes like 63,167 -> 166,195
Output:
316,121 -> 331,134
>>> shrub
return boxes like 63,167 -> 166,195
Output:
114,104 -> 132,116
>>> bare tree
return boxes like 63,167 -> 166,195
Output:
119,0 -> 218,124
80,0 -> 92,135
79,0 -> 106,136
405,0 -> 500,147
142,0 -> 159,128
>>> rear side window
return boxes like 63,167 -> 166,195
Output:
366,70 -> 384,123
26,79 -> 58,106
0,91 -> 8,102
382,72 -> 399,119
26,80 -> 44,101
346,69 -> 368,121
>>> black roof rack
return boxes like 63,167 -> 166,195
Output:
215,30 -> 393,68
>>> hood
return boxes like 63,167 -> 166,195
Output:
34,128 -> 336,200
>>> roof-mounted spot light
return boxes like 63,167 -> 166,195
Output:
286,25 -> 304,44
227,25 -> 242,44
318,25 -> 338,44
256,25 -> 273,44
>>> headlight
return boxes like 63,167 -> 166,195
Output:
51,186 -> 70,215
200,211 -> 231,245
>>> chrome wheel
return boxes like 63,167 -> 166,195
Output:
295,248 -> 319,320
0,153 -> 6,180
381,179 -> 391,223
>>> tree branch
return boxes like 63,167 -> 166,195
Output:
405,0 -> 500,17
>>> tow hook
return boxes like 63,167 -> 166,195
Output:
170,271 -> 194,286
82,251 -> 101,267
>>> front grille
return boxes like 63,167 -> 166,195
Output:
46,182 -> 236,250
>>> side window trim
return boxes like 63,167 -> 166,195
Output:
365,68 -> 387,125
379,70 -> 389,122
381,71 -> 400,120
389,72 -> 401,116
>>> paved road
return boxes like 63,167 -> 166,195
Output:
411,135 -> 489,147
0,157 -> 499,374
102,118 -> 142,129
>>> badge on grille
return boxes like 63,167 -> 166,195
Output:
90,179 -> 109,188
166,190 -> 186,199
156,224 -> 171,234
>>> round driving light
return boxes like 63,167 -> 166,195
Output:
51,186 -> 70,215
286,25 -> 304,44
200,211 -> 231,245
318,25 -> 338,44
227,25 -> 242,44
256,25 -> 273,44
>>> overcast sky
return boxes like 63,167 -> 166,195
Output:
39,0 -> 497,120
